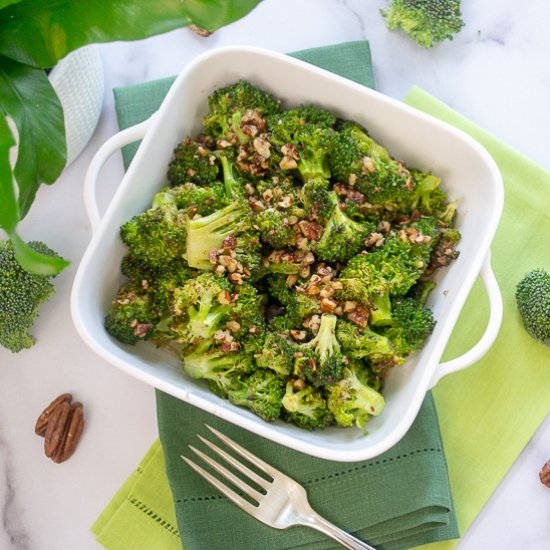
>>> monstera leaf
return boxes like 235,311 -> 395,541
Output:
0,0 -> 262,273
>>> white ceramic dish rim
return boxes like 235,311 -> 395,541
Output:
71,46 -> 504,461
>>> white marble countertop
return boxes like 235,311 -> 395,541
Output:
1,1 -> 550,548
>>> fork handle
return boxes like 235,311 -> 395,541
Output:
306,512 -> 377,550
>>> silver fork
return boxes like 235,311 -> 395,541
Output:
181,424 -> 377,550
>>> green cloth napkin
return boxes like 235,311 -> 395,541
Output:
92,41 -> 459,550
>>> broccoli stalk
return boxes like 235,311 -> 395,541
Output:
294,314 -> 345,387
381,0 -> 465,48
315,192 -> 375,263
327,364 -> 385,429
515,269 -> 550,347
0,240 -> 61,352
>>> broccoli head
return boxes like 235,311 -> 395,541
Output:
0,240 -> 61,352
282,380 -> 333,430
382,297 -> 435,357
326,363 -> 385,429
169,182 -> 227,216
315,192 -> 376,263
330,121 -> 413,210
171,273 -> 233,346
183,343 -> 255,397
167,136 -> 220,187
228,370 -> 285,422
120,189 -> 187,268
336,320 -> 396,363
381,0 -> 465,49
255,207 -> 297,249
104,283 -> 158,345
515,268 -> 550,347
184,200 -> 261,274
269,105 -> 336,181
294,314 -> 346,387
300,176 -> 333,219
255,330 -> 296,377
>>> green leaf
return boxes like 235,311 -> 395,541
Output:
0,0 -> 23,10
0,112 -> 18,234
11,232 -> 69,275
0,0 -> 262,68
0,56 -> 66,218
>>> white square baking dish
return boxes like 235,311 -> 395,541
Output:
71,46 -> 504,461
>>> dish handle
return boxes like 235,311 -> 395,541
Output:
429,251 -> 503,389
84,115 -> 156,234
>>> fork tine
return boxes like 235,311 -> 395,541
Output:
188,444 -> 265,502
197,434 -> 271,490
181,454 -> 260,515
205,424 -> 279,477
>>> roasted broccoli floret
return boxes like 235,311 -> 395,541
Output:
338,219 -> 437,326
183,343 -> 254,396
203,79 -> 281,143
515,268 -> 550,347
167,136 -> 220,186
326,363 -> 385,429
282,380 -> 333,430
184,200 -> 260,272
300,176 -> 333,219
104,283 -> 158,345
255,330 -> 296,377
382,297 -> 435,357
228,370 -> 285,422
381,0 -> 465,48
120,189 -> 187,268
330,121 -> 412,211
269,105 -> 335,181
170,273 -> 233,346
255,208 -> 297,249
169,182 -> 227,216
336,320 -> 395,363
294,314 -> 346,387
0,240 -> 61,352
315,192 -> 375,263
409,169 -> 448,214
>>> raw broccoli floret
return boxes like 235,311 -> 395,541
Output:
120,189 -> 187,268
228,370 -> 285,422
336,320 -> 395,363
294,314 -> 346,387
381,0 -> 465,48
315,192 -> 376,263
515,269 -> 550,347
104,283 -> 158,345
184,200 -> 260,273
326,363 -> 385,430
167,136 -> 220,186
269,105 -> 335,181
171,273 -> 233,346
382,297 -> 435,357
0,240 -> 61,352
282,380 -> 333,430
330,121 -> 412,210
255,330 -> 296,377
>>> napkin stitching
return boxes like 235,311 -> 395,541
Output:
128,496 -> 180,537
175,447 -> 442,503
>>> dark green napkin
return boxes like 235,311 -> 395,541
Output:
113,41 -> 458,550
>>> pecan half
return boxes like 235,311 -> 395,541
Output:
36,393 -> 85,464
540,460 -> 550,487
